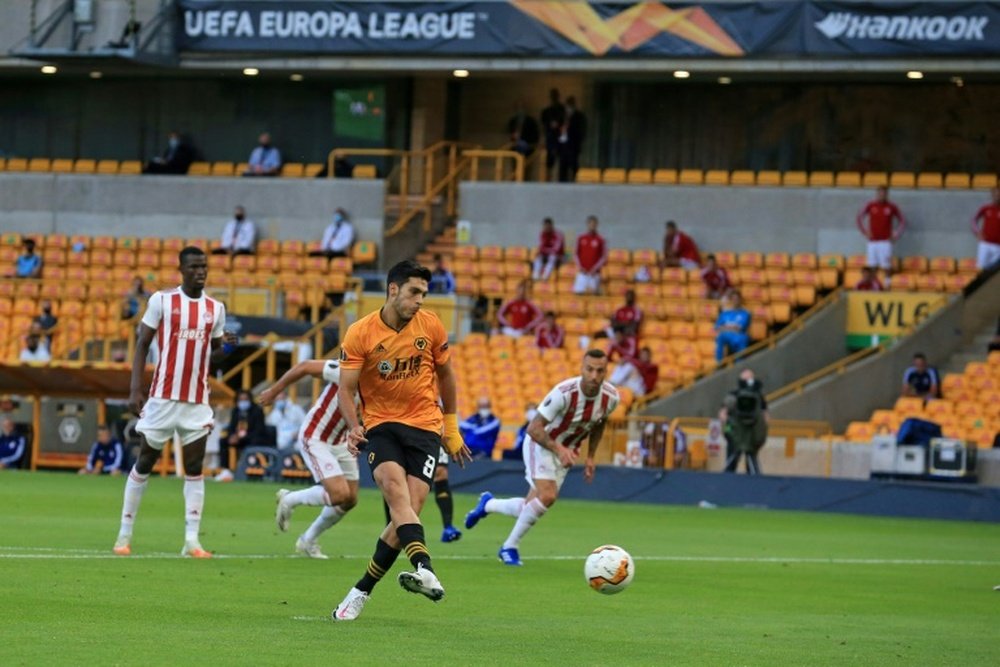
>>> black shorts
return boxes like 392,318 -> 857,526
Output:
364,422 -> 442,487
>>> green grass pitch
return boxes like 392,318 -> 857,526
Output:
1,471 -> 998,666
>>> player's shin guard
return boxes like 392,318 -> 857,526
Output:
118,467 -> 149,539
434,478 -> 454,526
302,505 -> 346,542
356,538 -> 401,593
183,475 -> 205,543
503,498 -> 548,549
397,523 -> 433,571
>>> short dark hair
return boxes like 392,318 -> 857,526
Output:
543,217 -> 553,225
544,310 -> 556,318
23,239 -> 35,250
913,352 -> 927,361
666,220 -> 677,230
584,349 -> 607,361
179,246 -> 205,265
386,260 -> 431,296
96,424 -> 110,431
706,253 -> 717,261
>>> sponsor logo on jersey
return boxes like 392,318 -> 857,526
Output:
176,328 -> 207,340
378,360 -> 394,375
413,336 -> 428,350
379,355 -> 423,381
374,343 -> 387,353
202,311 -> 214,323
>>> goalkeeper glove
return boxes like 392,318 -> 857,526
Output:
442,414 -> 465,456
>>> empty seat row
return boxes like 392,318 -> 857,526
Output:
576,168 -> 999,189
0,158 -> 377,179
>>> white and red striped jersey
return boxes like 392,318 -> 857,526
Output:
298,360 -> 349,445
535,377 -> 620,451
142,288 -> 225,405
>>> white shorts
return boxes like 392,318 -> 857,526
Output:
977,241 -> 1000,270
866,240 -> 893,270
523,438 -> 570,490
573,272 -> 601,294
299,437 -> 359,482
136,397 -> 214,448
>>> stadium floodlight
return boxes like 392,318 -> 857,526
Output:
718,76 -> 732,85
950,76 -> 964,87
453,69 -> 470,78
906,71 -> 924,80
89,71 -> 102,79
673,70 -> 691,79
290,73 -> 304,82
40,65 -> 57,75
243,67 -> 260,76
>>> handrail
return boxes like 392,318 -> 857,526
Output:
765,343 -> 883,403
462,149 -> 525,182
663,416 -> 832,470
386,155 -> 471,238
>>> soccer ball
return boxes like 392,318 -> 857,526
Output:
584,545 -> 634,595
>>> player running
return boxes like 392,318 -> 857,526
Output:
464,349 -> 619,566
258,358 -> 357,559
113,246 -> 236,558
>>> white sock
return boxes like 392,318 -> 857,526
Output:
485,497 -> 525,517
183,475 -> 205,544
303,505 -> 346,543
503,498 -> 548,550
286,485 -> 329,508
118,467 -> 149,540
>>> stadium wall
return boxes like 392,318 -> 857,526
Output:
771,270 -> 1000,430
0,173 -> 385,243
460,182 -> 987,258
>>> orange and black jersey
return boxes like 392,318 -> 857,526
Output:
340,308 -> 450,433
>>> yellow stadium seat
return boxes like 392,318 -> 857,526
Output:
29,158 -> 52,172
575,168 -> 601,184
971,173 -> 997,189
281,162 -> 305,178
678,169 -> 704,185
187,161 -> 210,176
730,170 -> 756,186
211,161 -> 234,177
915,274 -> 943,291
915,172 -> 943,189
73,159 -> 96,174
601,168 -> 626,184
704,169 -> 729,185
5,158 -> 28,172
737,252 -> 764,269
899,256 -> 928,273
808,171 -> 834,186
956,257 -> 979,274
943,173 -> 970,189
835,171 -> 861,187
626,168 -> 652,184
782,171 -> 807,187
653,168 -> 677,185
928,256 -> 955,274
890,273 -> 917,291
454,245 -> 477,261
894,397 -> 924,417
889,172 -> 915,189
51,158 -> 74,173
303,163 -> 324,177
96,159 -> 119,175
862,171 -> 888,187
755,171 -> 780,186
352,240 -> 377,265
789,252 -> 817,270
118,160 -> 142,175
844,421 -> 875,441
505,246 -> 530,262
352,164 -> 377,179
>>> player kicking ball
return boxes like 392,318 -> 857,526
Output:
464,349 -> 618,566
113,247 -> 236,558
258,359 -> 357,559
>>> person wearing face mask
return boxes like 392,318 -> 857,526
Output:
505,402 -> 538,461
222,389 -> 270,469
143,131 -> 196,175
19,324 -> 51,363
719,368 -> 769,475
213,205 -> 257,256
312,208 -> 355,260
265,391 -> 307,451
243,131 -> 282,177
459,397 -> 502,460
33,300 -> 58,341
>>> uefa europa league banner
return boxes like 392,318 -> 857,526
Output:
175,1 -> 1000,57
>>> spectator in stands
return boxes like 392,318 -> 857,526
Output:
12,239 -> 42,279
213,205 -> 257,256
496,281 -> 543,337
428,254 -> 456,295
854,266 -> 885,291
20,324 -> 51,363
534,311 -> 565,349
531,217 -> 565,281
120,276 -> 151,320
33,300 -> 57,335
505,401 -> 537,461
459,396 -> 502,459
507,99 -> 540,156
558,95 -> 586,182
609,289 -> 643,337
312,208 -> 354,259
856,185 -> 906,276
607,326 -> 638,363
222,390 -> 270,467
714,291 -> 751,361
720,368 -> 768,474
143,131 -> 196,175
661,221 -> 701,270
609,346 -> 659,397
971,186 -> 1000,270
541,88 -> 566,180
243,131 -> 282,177
633,264 -> 653,283
701,253 -> 732,299
0,418 -> 26,469
901,352 -> 940,400
265,391 -> 307,452
470,295 -> 491,335
78,424 -> 125,475
573,215 -> 607,294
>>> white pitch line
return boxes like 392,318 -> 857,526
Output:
0,547 -> 995,566
291,616 -> 329,622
